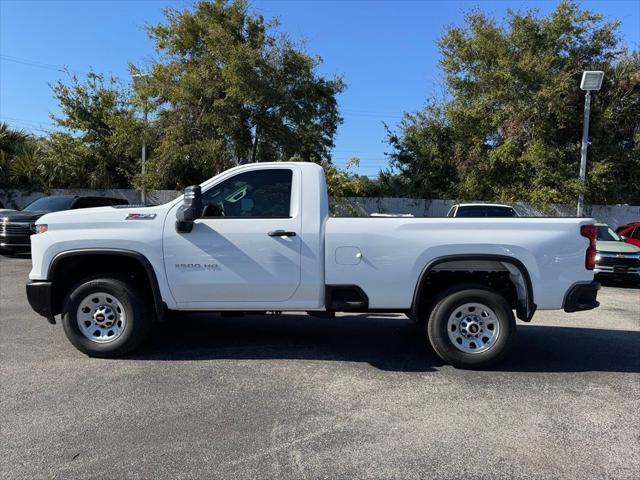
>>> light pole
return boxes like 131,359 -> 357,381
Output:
577,70 -> 604,217
141,104 -> 148,205
132,73 -> 150,205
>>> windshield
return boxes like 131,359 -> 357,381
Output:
23,196 -> 74,212
596,225 -> 621,242
456,206 -> 517,217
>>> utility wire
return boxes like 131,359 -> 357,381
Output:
1,122 -> 50,135
0,54 -> 88,75
0,116 -> 56,127
342,109 -> 405,119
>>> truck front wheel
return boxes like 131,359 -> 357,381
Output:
61,277 -> 152,357
427,286 -> 516,369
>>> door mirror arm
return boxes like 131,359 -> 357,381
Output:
176,185 -> 203,233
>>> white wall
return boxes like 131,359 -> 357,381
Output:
1,189 -> 638,229
339,197 -> 640,228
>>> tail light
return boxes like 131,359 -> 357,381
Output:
580,224 -> 597,270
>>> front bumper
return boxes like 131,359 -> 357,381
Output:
594,266 -> 640,280
0,234 -> 31,251
563,281 -> 600,313
26,281 -> 56,324
595,252 -> 640,280
0,222 -> 32,251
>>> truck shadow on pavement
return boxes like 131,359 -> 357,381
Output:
133,313 -> 640,374
139,313 -> 445,372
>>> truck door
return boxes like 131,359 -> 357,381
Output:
163,166 -> 302,306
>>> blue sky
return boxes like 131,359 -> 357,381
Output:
1,0 -> 639,177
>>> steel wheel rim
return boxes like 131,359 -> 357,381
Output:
447,302 -> 500,354
76,292 -> 127,344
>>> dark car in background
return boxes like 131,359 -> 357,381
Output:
0,195 -> 128,255
594,223 -> 640,284
0,200 -> 17,215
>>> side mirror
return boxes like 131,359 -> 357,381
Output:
176,185 -> 202,233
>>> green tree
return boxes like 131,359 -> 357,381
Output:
0,123 -> 31,186
137,0 -> 345,189
388,1 -> 640,206
323,157 -> 369,215
0,123 -> 49,190
324,157 -> 364,198
9,141 -> 46,188
386,103 -> 457,198
0,122 -> 30,158
49,72 -> 143,188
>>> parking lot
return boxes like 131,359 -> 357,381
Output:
1,254 -> 638,479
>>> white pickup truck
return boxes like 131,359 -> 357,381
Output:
26,162 -> 600,368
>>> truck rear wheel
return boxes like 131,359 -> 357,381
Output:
61,276 -> 152,358
427,286 -> 515,369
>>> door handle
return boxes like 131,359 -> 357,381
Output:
268,230 -> 297,237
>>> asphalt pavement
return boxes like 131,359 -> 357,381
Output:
1,255 -> 639,479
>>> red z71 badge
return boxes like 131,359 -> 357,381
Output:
126,213 -> 157,220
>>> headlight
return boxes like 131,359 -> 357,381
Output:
35,224 -> 48,234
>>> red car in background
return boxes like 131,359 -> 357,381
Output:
616,222 -> 640,247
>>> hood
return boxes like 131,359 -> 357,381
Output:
596,240 -> 640,254
0,210 -> 46,223
36,204 -> 168,228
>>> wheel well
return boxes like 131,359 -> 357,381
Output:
49,252 -> 160,318
412,258 -> 534,323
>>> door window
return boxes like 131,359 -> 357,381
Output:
201,169 -> 293,218
631,227 -> 640,240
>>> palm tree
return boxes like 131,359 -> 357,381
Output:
0,122 -> 31,157
10,142 -> 43,187
0,123 -> 33,186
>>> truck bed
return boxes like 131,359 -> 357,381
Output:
325,217 -> 593,310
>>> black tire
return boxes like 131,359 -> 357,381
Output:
426,285 -> 516,369
61,276 -> 152,358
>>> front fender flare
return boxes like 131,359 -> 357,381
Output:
47,248 -> 167,320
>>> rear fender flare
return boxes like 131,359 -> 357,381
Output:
411,254 -> 536,321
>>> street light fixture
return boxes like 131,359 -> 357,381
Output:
577,70 -> 604,217
580,71 -> 604,91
